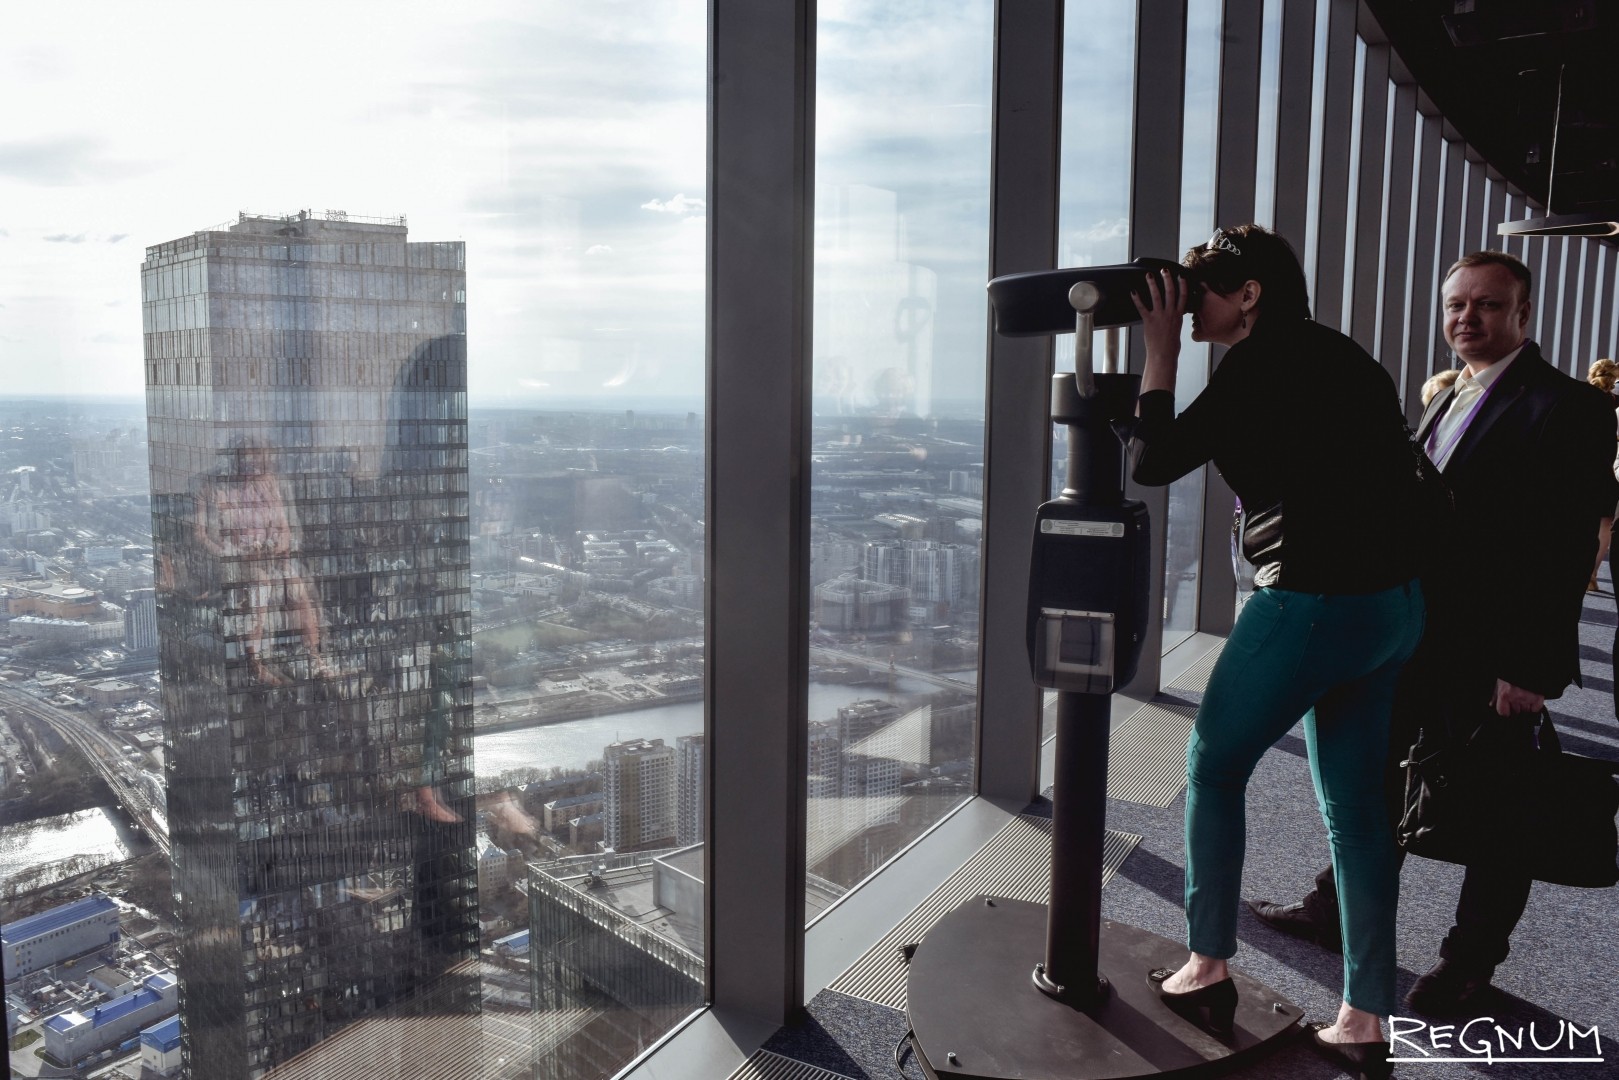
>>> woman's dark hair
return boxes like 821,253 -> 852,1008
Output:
1182,224 -> 1312,323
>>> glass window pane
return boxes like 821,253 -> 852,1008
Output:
1160,0 -> 1225,650
0,5 -> 707,1080
1052,0 -> 1137,737
808,0 -> 992,908
1253,0 -> 1285,228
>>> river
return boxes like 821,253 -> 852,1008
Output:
471,675 -> 970,778
0,807 -> 139,894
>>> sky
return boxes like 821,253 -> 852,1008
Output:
1,0 -> 1141,410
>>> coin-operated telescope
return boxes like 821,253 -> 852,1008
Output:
901,262 -> 1302,1079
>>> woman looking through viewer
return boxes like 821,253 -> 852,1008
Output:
1129,224 -> 1425,1078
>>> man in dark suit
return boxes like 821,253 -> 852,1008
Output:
1247,249 -> 1618,1014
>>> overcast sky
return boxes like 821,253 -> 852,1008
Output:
1,0 -> 1141,411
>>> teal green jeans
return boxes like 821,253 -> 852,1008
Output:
1184,580 -> 1424,1016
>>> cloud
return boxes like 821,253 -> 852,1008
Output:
641,193 -> 704,215
1078,218 -> 1129,243
42,232 -> 131,245
0,135 -> 139,186
585,244 -> 613,255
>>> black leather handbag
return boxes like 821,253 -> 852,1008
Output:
1397,710 -> 1619,888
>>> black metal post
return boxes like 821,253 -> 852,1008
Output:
1035,368 -> 1135,1006
1042,690 -> 1112,1002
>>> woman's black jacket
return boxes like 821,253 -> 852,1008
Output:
1130,316 -> 1423,595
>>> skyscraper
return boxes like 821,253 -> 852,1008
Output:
143,210 -> 479,1079
123,587 -> 158,655
674,733 -> 703,848
602,738 -> 676,852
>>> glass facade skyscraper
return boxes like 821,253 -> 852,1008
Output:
142,211 -> 478,1079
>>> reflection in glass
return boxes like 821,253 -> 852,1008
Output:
808,1 -> 991,904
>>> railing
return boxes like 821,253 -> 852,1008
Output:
234,209 -> 408,228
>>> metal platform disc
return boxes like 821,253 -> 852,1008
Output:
905,897 -> 1304,1079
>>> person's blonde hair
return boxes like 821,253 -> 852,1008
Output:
1421,368 -> 1460,407
1588,358 -> 1619,394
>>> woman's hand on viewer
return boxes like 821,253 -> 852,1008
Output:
1133,269 -> 1187,395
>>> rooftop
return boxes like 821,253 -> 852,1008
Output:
39,974 -> 176,1036
140,1013 -> 181,1051
1,894 -> 118,945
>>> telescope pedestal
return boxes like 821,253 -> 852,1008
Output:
906,267 -> 1306,1077
905,897 -> 1304,1079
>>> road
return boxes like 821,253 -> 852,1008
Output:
0,686 -> 170,858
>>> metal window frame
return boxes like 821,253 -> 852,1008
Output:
1271,0 -> 1318,251
1121,0 -> 1189,696
1196,0 -> 1264,640
976,0 -> 1066,804
1310,0 -> 1358,329
1502,191 -> 1527,263
1569,241 -> 1596,377
1533,232 -> 1554,345
1546,238 -> 1572,371
704,0 -> 813,1033
1437,138 -> 1466,272
1584,242 -> 1605,365
1461,155 -> 1486,267
1379,81 -> 1418,397
1348,41 -> 1391,350
1483,174 -> 1506,254
1405,113 -> 1446,413
1596,246 -> 1619,362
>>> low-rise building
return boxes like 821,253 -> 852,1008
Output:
493,928 -> 530,960
477,837 -> 526,896
43,970 -> 177,1065
85,679 -> 139,707
2,579 -> 99,619
7,614 -> 124,644
569,812 -> 604,847
542,792 -> 604,833
2,894 -> 120,977
139,1014 -> 182,1077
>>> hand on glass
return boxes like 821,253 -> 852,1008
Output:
484,790 -> 541,839
1491,678 -> 1544,717
417,785 -> 464,823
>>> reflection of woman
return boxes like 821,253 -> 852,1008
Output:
1129,225 -> 1423,1073
204,441 -> 327,684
